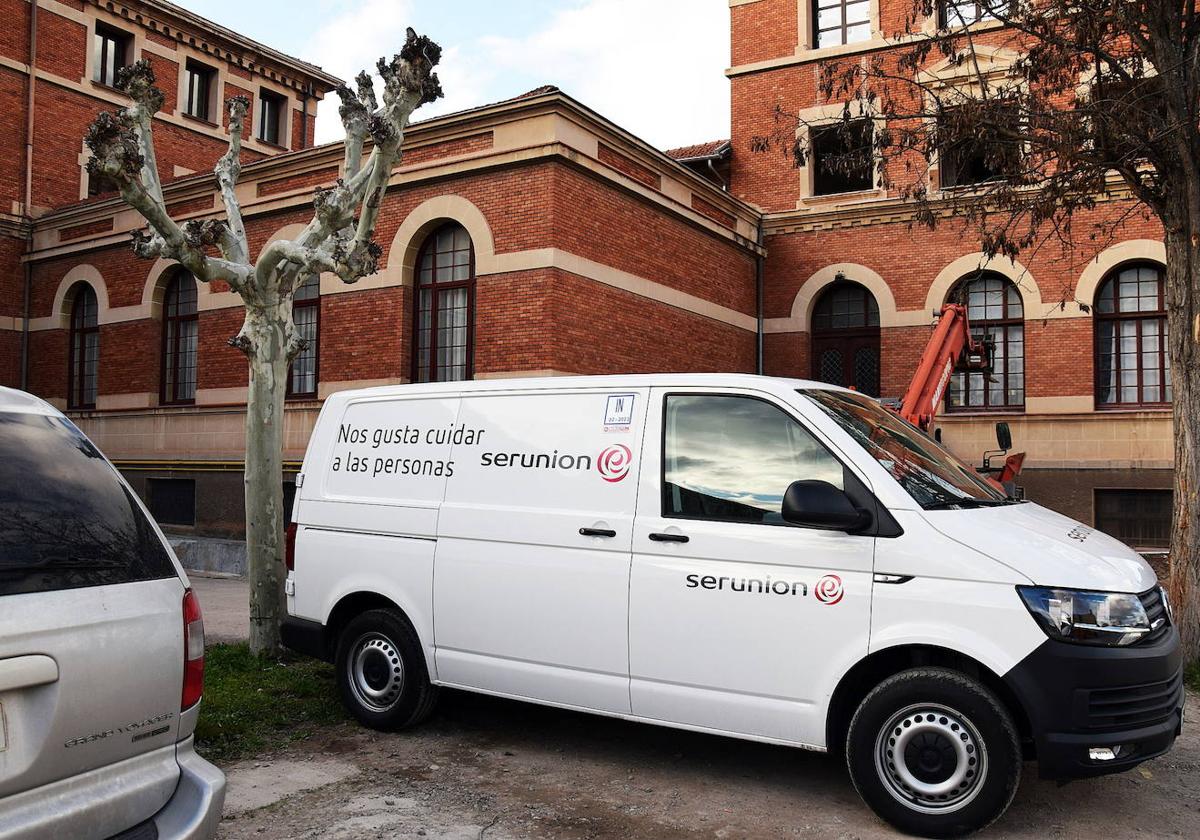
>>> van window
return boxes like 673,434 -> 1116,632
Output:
802,389 -> 1008,508
0,413 -> 175,597
663,394 -> 844,524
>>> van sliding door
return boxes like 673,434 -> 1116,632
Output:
434,389 -> 648,713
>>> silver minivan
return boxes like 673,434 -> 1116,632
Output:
0,387 -> 224,839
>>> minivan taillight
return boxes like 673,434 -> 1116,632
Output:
285,522 -> 298,572
182,589 -> 205,710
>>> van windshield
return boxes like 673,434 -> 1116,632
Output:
801,389 -> 1010,509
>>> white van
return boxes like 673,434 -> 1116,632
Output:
282,375 -> 1181,837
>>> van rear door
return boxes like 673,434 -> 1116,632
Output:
435,388 -> 648,713
0,407 -> 185,836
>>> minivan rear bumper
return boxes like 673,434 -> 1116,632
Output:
144,736 -> 226,840
1004,628 -> 1184,780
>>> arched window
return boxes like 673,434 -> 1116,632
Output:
68,284 -> 99,410
947,273 -> 1025,411
161,271 -> 198,405
1095,263 -> 1169,407
288,274 -> 319,399
811,280 -> 881,397
413,223 -> 474,383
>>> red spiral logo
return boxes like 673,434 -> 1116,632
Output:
814,574 -> 844,606
597,444 -> 633,483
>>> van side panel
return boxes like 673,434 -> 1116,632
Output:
434,389 -> 647,714
306,395 -> 462,528
290,394 -> 462,673
869,511 -> 1043,677
291,528 -> 437,676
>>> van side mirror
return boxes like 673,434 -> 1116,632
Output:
782,480 -> 872,533
995,422 -> 1012,452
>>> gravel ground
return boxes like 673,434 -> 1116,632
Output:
215,688 -> 1200,839
197,577 -> 1200,839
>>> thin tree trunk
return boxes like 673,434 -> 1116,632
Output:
243,303 -> 290,656
1165,222 -> 1200,666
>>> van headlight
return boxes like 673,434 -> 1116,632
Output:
1017,586 -> 1150,647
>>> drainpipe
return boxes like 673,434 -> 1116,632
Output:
20,0 -> 38,391
755,217 -> 765,376
299,84 -> 311,148
706,157 -> 727,192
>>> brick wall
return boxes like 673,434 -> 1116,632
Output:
730,0 -> 797,67
759,205 -> 1165,402
25,153 -> 758,403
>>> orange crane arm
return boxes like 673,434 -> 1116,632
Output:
898,303 -> 987,432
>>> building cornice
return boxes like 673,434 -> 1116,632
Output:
82,0 -> 342,92
761,176 -> 1139,235
28,91 -> 766,258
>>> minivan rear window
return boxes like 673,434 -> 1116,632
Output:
0,413 -> 175,597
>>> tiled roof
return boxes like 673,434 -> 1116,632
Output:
665,140 -> 732,161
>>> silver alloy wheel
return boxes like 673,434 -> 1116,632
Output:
348,633 -> 405,712
874,703 -> 989,814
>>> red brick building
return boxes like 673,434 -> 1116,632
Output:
2,0 -> 1174,559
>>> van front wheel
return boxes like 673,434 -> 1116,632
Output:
845,668 -> 1021,838
335,609 -> 439,730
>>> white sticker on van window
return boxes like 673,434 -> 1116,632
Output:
603,394 -> 636,428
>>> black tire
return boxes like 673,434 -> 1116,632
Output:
334,608 -> 439,730
845,667 -> 1021,838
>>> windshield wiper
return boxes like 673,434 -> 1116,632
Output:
924,499 -> 1014,510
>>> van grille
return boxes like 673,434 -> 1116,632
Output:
1082,670 -> 1183,730
1139,587 -> 1171,645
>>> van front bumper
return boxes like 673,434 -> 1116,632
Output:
1004,627 -> 1183,780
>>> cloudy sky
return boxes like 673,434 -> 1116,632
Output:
175,0 -> 731,150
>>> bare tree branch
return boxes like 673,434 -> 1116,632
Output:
215,96 -> 251,266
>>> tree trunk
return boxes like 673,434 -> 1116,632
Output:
1164,222 -> 1200,667
242,302 -> 290,656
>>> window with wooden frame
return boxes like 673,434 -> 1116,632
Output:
87,170 -> 119,198
147,478 -> 196,527
184,59 -> 216,122
813,0 -> 872,49
288,274 -> 320,399
937,103 -> 1021,188
68,285 -> 99,410
93,23 -> 132,87
946,273 -> 1025,411
413,223 -> 474,384
811,119 -> 875,195
811,281 -> 882,397
1095,263 -> 1170,408
257,89 -> 287,147
939,0 -> 1000,28
161,271 -> 199,405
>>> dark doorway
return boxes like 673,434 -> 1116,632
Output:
811,281 -> 881,397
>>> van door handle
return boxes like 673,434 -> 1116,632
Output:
0,655 -> 59,693
649,532 -> 690,543
579,527 -> 617,538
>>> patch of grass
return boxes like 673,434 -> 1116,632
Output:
1187,662 -> 1200,694
194,643 -> 347,763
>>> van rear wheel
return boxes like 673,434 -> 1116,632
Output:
845,668 -> 1021,838
335,609 -> 439,730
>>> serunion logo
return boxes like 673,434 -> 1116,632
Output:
597,444 -> 633,483
814,574 -> 844,606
